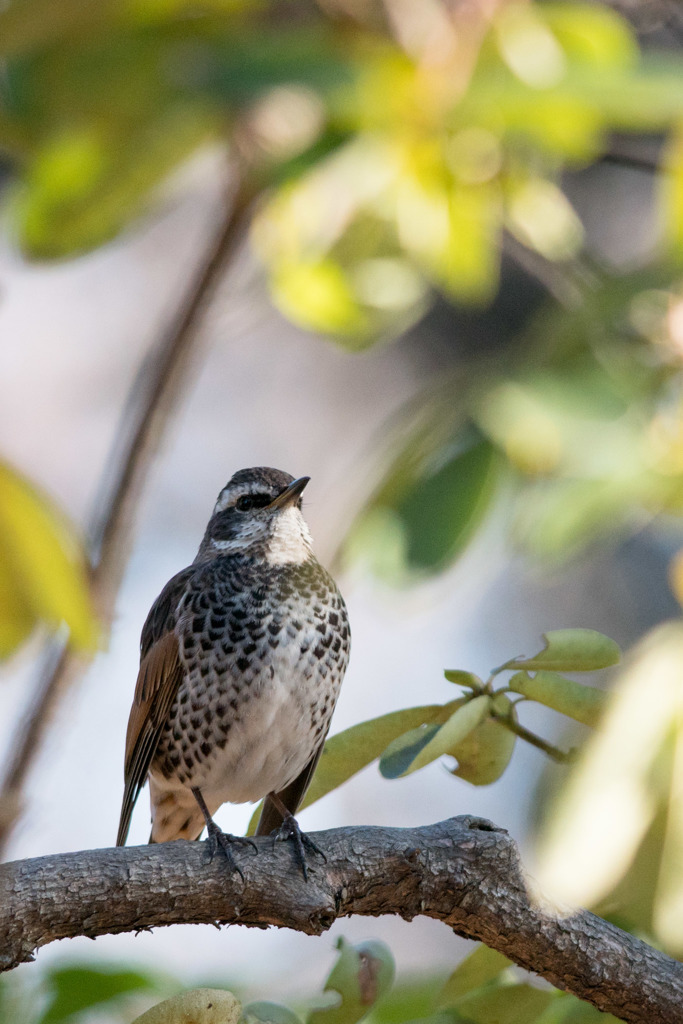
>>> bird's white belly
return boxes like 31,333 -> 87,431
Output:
201,676 -> 319,805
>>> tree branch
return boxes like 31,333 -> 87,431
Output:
0,817 -> 680,1024
0,156 -> 256,857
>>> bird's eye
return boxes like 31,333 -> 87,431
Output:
235,493 -> 271,512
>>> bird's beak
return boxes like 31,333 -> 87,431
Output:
267,476 -> 310,510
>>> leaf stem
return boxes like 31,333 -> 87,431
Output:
490,713 -> 576,764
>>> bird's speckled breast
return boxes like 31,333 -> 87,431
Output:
151,554 -> 350,805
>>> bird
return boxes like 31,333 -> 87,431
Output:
116,467 -> 350,878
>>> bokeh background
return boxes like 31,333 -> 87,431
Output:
2,1 -> 683,1021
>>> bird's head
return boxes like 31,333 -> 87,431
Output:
197,467 -> 313,565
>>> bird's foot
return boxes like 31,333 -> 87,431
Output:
273,813 -> 326,882
192,785 -> 256,879
204,820 -> 257,880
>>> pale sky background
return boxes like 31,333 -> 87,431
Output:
0,151 -> 676,1013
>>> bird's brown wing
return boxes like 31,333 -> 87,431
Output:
255,738 -> 326,836
116,568 -> 194,847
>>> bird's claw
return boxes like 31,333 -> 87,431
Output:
205,821 -> 257,879
273,815 -> 326,882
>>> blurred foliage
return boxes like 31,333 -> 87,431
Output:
1,0 -> 682,624
536,620 -> 683,958
38,965 -> 162,1024
0,959 -> 174,1024
133,987 -> 242,1023
0,459 -> 98,660
0,943 -> 622,1024
254,2 -> 683,344
346,269 -> 683,578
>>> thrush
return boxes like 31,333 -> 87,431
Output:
116,467 -> 350,878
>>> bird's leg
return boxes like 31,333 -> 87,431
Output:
267,792 -> 326,882
191,787 -> 257,879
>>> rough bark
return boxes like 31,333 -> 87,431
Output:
1,817 -> 681,1024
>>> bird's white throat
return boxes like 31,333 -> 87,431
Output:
266,506 -> 313,565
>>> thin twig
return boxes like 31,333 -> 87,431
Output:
0,154 -> 256,858
491,712 -> 576,763
1,817 -> 681,1024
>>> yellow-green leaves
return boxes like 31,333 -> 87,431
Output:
535,623 -> 683,955
254,0 -> 683,347
0,460 -> 98,658
444,669 -> 483,689
662,127 -> 683,254
380,696 -> 490,779
449,696 -> 517,785
1,0 -> 683,364
132,989 -> 241,1024
509,671 -> 607,727
378,693 -> 518,786
271,260 -> 370,341
14,107 -> 216,259
502,628 -> 621,673
377,627 -> 618,786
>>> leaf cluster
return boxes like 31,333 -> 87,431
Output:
0,941 -> 621,1024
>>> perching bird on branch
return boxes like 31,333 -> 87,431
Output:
116,468 -> 350,878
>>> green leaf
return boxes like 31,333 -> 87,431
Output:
367,978 -> 441,1024
307,938 -> 395,1024
38,965 -> 159,1024
436,944 -> 513,1008
399,170 -> 502,303
500,629 -> 621,673
541,2 -> 639,70
509,670 -> 608,727
449,695 -> 517,785
194,27 -> 352,104
0,552 -> 35,659
444,669 -> 483,690
392,433 -> 500,574
271,259 -> 371,345
242,1002 -> 303,1024
662,128 -> 683,253
15,105 -> 216,259
379,696 -> 490,779
247,702 -> 461,833
0,460 -> 98,655
456,982 -> 555,1024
